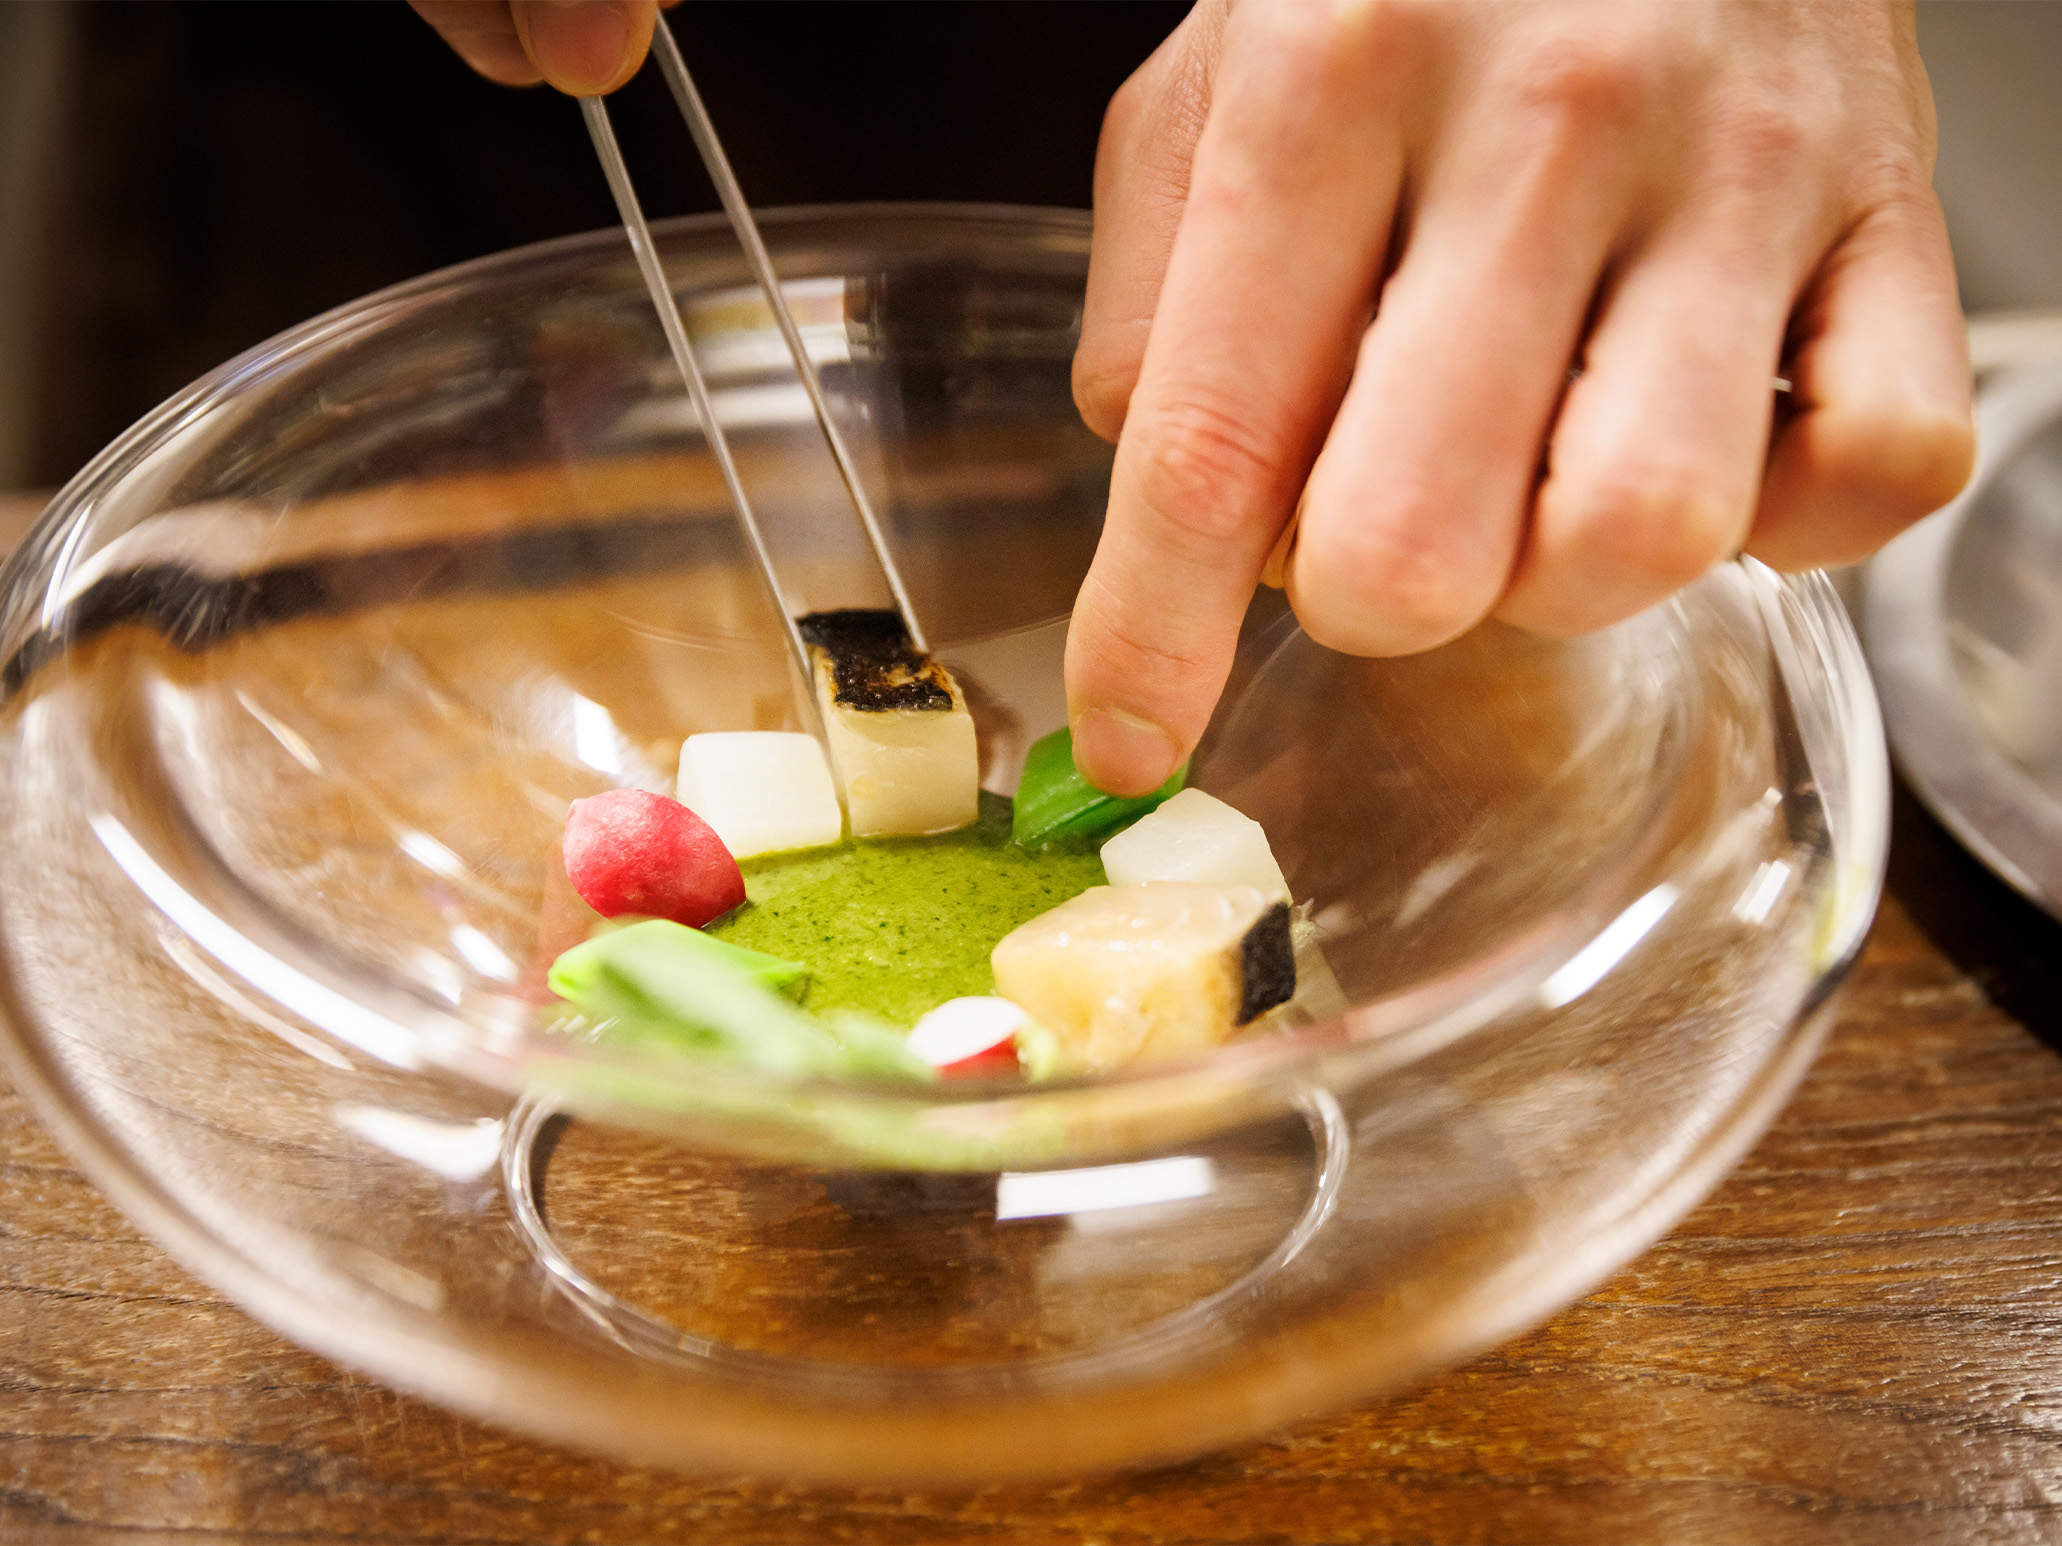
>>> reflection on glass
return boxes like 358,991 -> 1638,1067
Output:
996,1157 -> 1216,1221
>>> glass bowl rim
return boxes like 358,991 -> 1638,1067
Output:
0,202 -> 1887,1130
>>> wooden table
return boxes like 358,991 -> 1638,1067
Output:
2,490 -> 2060,1543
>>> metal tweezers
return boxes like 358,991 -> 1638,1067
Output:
578,16 -> 928,672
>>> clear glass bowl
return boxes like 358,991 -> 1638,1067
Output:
0,205 -> 1886,1482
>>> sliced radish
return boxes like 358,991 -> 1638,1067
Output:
906,995 -> 1028,1076
562,789 -> 745,928
677,731 -> 843,858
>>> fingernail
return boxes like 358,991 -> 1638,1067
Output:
527,0 -> 634,95
1072,708 -> 1181,799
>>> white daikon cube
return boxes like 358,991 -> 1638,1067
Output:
1099,788 -> 1290,898
676,731 -> 843,858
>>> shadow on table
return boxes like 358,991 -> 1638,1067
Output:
1888,776 -> 2062,1056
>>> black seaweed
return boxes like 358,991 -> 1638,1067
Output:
798,607 -> 954,713
1236,902 -> 1296,1024
795,608 -> 913,655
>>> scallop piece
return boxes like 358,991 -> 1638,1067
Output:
677,731 -> 843,858
800,609 -> 979,838
990,882 -> 1294,1074
1098,787 -> 1290,898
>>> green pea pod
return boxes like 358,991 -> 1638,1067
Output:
1010,726 -> 1187,849
548,919 -> 932,1082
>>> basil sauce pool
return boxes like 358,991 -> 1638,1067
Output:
706,793 -> 1105,1026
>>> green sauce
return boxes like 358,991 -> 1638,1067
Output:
706,792 -> 1105,1027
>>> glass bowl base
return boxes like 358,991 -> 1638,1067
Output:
504,1090 -> 1350,1392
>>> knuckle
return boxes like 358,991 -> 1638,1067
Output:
1072,342 -> 1139,444
1071,576 -> 1223,702
1847,154 -> 1943,231
1705,94 -> 1818,190
1819,404 -> 1975,519
1355,0 -> 1439,47
1301,515 -> 1501,655
1129,395 -> 1292,545
1219,0 -> 1429,148
1554,469 -> 1741,592
1104,66 -> 1150,137
1100,68 -> 1164,166
1277,0 -> 1426,73
1098,610 -> 1214,689
1507,31 -> 1646,137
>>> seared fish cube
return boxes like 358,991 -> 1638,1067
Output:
799,609 -> 978,838
990,882 -> 1294,1073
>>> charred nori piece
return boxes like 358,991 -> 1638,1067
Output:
798,608 -> 978,836
1237,902 -> 1295,1024
796,609 -> 953,713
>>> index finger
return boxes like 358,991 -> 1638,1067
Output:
1065,0 -> 1409,796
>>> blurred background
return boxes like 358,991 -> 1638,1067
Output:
0,0 -> 2056,497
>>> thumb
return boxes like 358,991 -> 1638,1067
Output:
510,0 -> 656,96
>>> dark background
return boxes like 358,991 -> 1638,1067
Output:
26,0 -> 1187,489
21,2 -> 2062,491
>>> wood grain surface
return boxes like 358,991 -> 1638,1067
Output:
3,485 -> 2061,1544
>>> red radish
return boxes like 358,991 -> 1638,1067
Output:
906,996 -> 1027,1078
562,789 -> 745,928
939,1042 -> 1021,1078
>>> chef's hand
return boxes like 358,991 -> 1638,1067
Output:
410,0 -> 670,95
1065,0 -> 1974,796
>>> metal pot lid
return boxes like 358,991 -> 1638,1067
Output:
1863,352 -> 2062,921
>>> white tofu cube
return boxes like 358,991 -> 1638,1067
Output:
676,731 -> 843,858
1099,788 -> 1290,899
